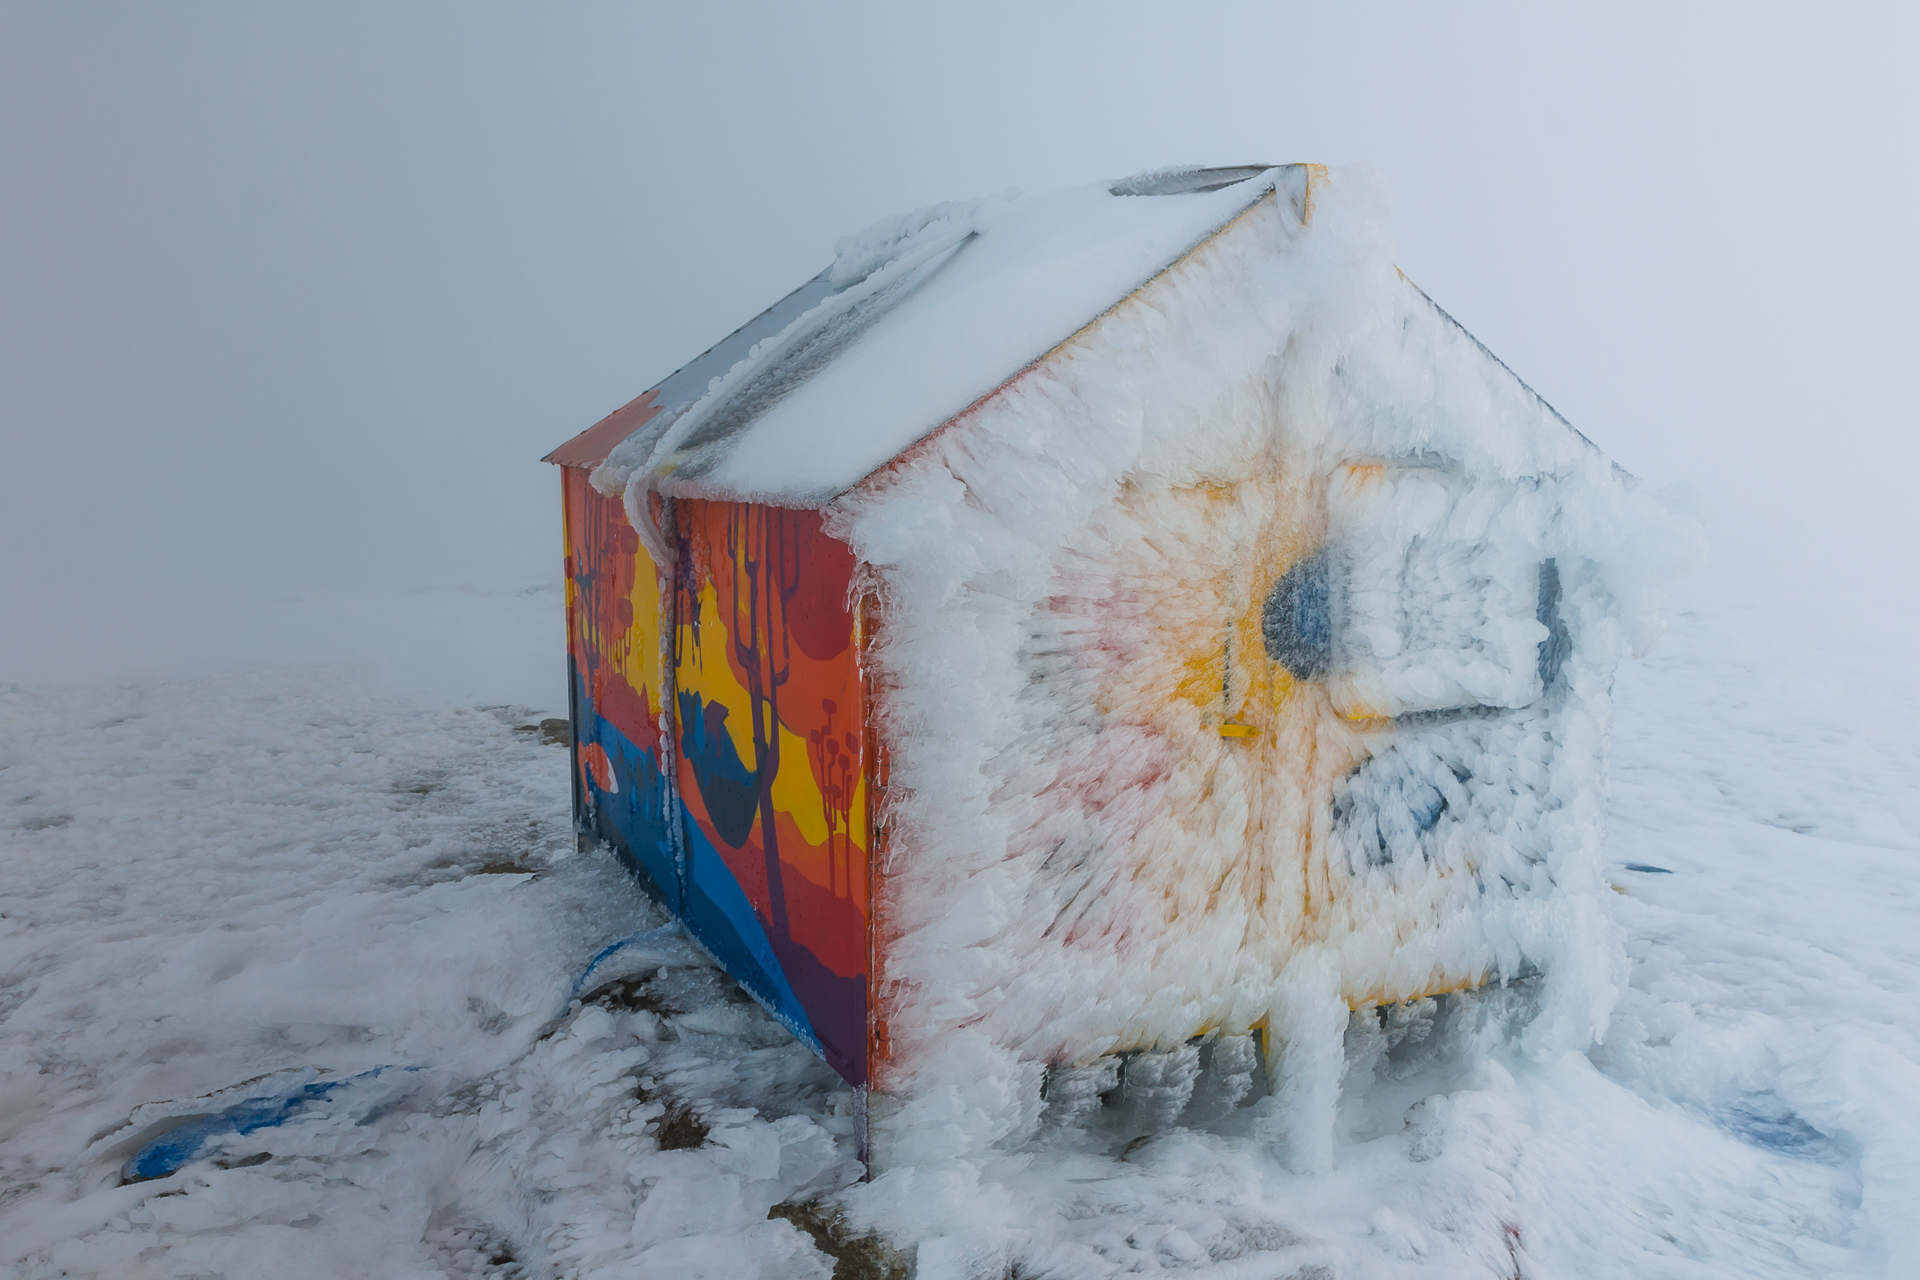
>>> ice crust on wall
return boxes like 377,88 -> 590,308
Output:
821,167 -> 1691,1177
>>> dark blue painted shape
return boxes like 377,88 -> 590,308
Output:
122,1066 -> 419,1183
677,814 -> 822,1056
1262,550 -> 1333,680
676,689 -> 761,849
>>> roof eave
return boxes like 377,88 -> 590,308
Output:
543,389 -> 663,470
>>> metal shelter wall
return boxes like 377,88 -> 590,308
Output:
561,469 -> 873,1086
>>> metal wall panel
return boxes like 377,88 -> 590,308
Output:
671,499 -> 870,1085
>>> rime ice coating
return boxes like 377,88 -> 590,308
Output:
816,167 -> 1691,1173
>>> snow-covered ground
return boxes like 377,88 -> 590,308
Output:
1,593 -> 1915,1279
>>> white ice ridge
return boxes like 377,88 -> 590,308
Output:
608,192 -> 1011,563
828,195 -> 1008,289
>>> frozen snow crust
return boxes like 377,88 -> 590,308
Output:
6,611 -> 1916,1276
819,168 -> 1693,1173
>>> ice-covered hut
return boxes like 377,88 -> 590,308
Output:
545,164 -> 1672,1146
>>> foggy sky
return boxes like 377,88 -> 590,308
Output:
4,2 -> 1916,692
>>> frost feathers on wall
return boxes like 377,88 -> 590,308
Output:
828,167 -> 1687,1172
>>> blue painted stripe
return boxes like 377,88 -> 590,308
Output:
678,817 -> 821,1055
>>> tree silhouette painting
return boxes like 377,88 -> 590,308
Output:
807,699 -> 860,897
727,502 -> 802,946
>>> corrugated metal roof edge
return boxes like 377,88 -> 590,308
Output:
542,388 -> 662,469
1392,271 -> 1629,482
541,272 -> 831,469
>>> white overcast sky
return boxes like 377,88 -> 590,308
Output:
3,3 -> 1916,685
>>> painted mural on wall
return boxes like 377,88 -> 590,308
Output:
672,500 -> 870,1085
565,473 -> 872,1085
980,456 -> 1578,1061
562,468 -> 678,910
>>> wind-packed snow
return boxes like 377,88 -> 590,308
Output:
1,596 -> 1914,1277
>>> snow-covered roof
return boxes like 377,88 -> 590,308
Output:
552,166 -> 1301,505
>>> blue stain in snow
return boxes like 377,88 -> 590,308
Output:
1715,1098 -> 1844,1164
121,1066 -> 418,1182
563,924 -> 686,1012
121,924 -> 687,1183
